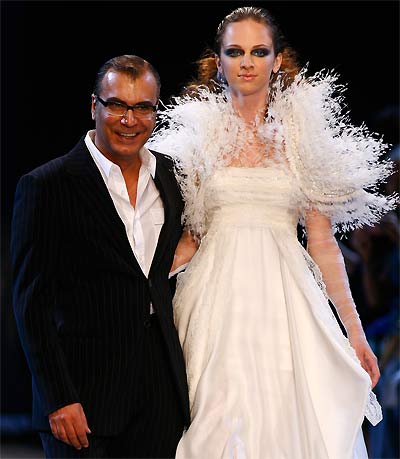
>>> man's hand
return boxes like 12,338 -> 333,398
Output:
49,402 -> 91,449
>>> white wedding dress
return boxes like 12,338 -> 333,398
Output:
173,166 -> 370,459
147,71 -> 395,459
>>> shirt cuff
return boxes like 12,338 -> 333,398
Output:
168,263 -> 189,279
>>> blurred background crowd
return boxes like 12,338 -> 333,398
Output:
344,103 -> 399,458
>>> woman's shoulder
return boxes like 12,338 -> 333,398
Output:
271,67 -> 343,114
272,67 -> 398,232
148,88 -> 233,161
160,87 -> 230,123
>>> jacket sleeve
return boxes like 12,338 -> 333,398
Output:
11,172 -> 79,415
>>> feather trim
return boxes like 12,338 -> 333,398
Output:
148,71 -> 398,237
149,89 -> 252,238
270,68 -> 398,232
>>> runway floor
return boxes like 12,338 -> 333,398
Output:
1,435 -> 44,459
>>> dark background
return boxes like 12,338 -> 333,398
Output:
2,0 -> 399,223
1,0 -> 399,455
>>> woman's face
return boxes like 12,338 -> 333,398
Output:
216,19 -> 282,99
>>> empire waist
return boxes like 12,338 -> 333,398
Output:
206,206 -> 299,232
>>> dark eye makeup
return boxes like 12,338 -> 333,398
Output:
224,47 -> 271,58
252,48 -> 270,57
224,48 -> 244,57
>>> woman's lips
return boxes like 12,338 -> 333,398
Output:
239,74 -> 256,81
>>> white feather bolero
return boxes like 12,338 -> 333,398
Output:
148,70 -> 398,238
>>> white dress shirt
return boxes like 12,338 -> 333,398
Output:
85,130 -> 164,279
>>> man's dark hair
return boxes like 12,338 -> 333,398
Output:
93,54 -> 161,98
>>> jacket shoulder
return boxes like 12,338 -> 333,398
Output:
18,137 -> 86,184
149,148 -> 174,165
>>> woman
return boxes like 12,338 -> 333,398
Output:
151,6 -> 397,458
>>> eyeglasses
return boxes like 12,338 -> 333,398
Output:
95,95 -> 158,119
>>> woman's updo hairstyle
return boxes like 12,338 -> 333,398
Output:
184,6 -> 299,95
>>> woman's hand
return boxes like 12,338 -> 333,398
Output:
349,334 -> 380,388
170,230 -> 199,273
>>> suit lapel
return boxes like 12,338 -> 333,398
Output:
150,157 -> 178,275
64,139 -> 144,276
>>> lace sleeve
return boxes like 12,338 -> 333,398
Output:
305,210 -> 384,425
305,211 -> 364,338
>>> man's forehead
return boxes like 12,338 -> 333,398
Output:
100,70 -> 158,103
103,69 -> 155,85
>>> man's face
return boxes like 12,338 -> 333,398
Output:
91,69 -> 158,163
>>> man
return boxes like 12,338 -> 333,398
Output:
11,55 -> 190,458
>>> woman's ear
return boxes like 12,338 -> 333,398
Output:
273,53 -> 283,73
215,54 -> 222,73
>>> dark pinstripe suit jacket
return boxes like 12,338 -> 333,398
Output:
11,137 -> 190,434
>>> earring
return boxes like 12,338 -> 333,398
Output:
217,70 -> 227,85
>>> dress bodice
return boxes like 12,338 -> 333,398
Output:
204,166 -> 301,233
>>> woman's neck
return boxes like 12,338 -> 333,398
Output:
229,90 -> 268,124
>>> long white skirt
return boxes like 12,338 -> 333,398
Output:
174,222 -> 371,459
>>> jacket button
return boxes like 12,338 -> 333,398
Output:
148,279 -> 152,288
143,318 -> 151,328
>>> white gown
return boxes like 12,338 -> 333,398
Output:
173,166 -> 370,459
147,71 -> 394,459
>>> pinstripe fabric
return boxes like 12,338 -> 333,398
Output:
40,316 -> 184,458
11,137 -> 190,443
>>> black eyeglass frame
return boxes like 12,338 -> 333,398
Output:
95,95 -> 158,117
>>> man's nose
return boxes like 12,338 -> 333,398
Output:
121,109 -> 138,126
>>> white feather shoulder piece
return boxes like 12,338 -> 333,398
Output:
148,71 -> 398,237
270,69 -> 398,232
149,89 -> 250,237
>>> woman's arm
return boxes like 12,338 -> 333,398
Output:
305,210 -> 380,388
170,229 -> 199,274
